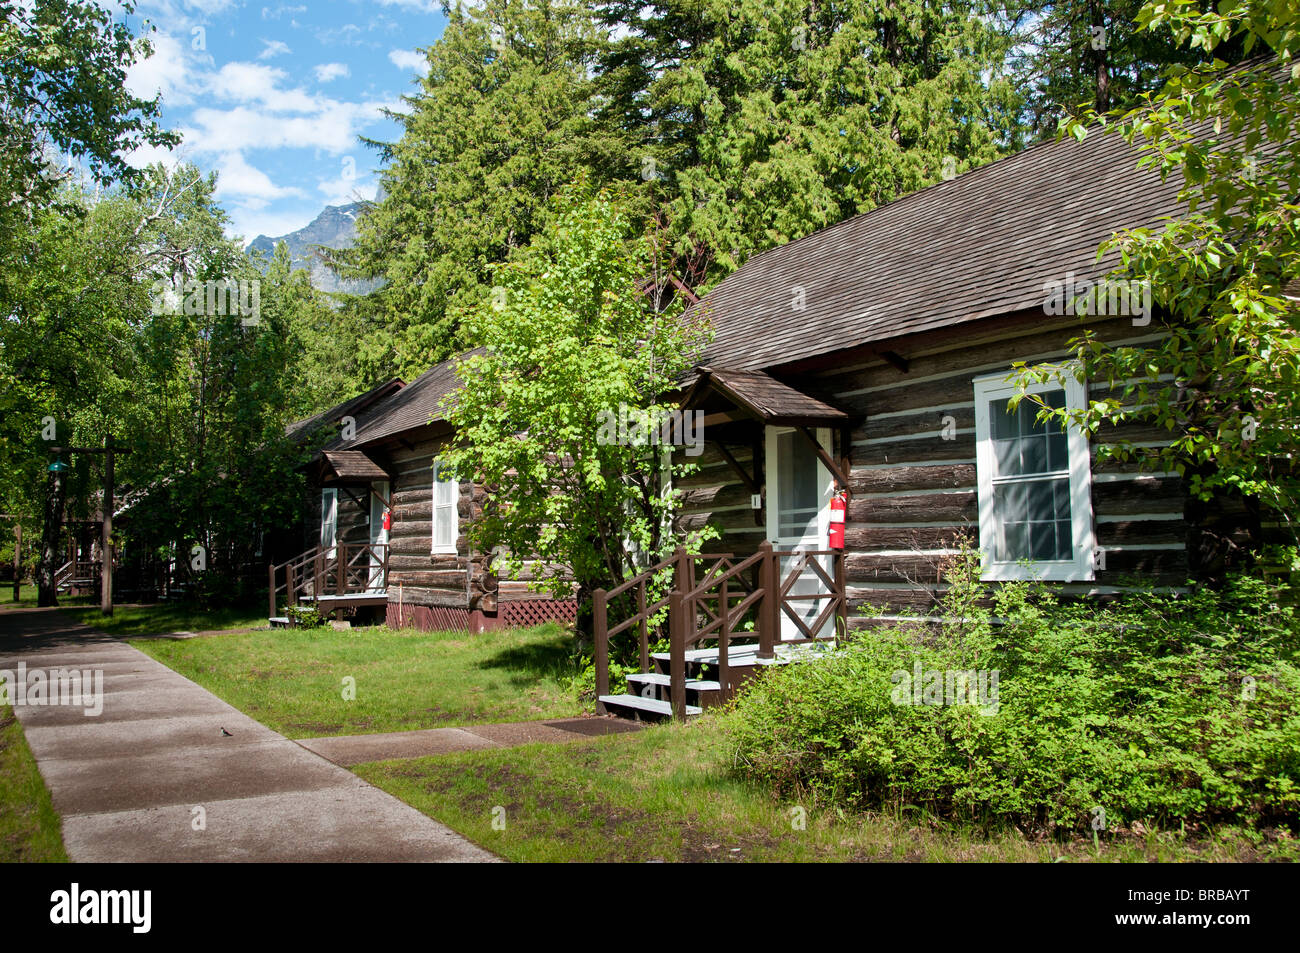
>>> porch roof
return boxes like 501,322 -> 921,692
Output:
683,367 -> 851,426
317,450 -> 391,485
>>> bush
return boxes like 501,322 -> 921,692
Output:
723,550 -> 1300,833
285,604 -> 325,629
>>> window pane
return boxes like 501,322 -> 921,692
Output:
988,389 -> 1067,478
434,505 -> 455,548
994,477 -> 1071,561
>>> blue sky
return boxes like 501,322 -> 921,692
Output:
119,0 -> 448,243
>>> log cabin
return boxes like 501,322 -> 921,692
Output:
271,350 -> 578,632
272,119 -> 1285,718
669,122 -> 1240,635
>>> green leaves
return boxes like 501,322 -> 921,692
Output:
443,188 -> 712,630
1016,2 -> 1300,560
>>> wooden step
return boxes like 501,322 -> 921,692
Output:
625,672 -> 722,706
598,694 -> 701,721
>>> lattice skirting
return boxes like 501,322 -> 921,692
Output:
386,603 -> 471,633
385,599 -> 577,632
501,599 -> 578,628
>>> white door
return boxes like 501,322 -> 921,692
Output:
368,480 -> 389,591
765,427 -> 834,641
320,488 -> 338,558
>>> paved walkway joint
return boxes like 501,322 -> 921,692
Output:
295,716 -> 642,767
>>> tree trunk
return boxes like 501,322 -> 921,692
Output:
36,468 -> 67,607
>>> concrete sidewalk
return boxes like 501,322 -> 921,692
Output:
297,716 -> 642,767
0,608 -> 497,862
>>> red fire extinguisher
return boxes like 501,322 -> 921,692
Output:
382,509 -> 392,532
828,490 -> 846,550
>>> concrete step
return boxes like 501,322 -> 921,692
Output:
598,694 -> 701,721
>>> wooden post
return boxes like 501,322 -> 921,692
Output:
336,543 -> 346,594
636,581 -> 648,673
593,587 -> 609,714
718,575 -> 730,701
101,436 -> 114,615
669,591 -> 687,722
268,563 -> 277,619
674,546 -> 690,598
835,550 -> 847,643
12,523 -> 20,603
757,540 -> 776,659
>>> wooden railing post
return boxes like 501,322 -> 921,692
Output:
835,550 -> 847,643
268,564 -> 276,619
637,581 -> 649,673
757,540 -> 777,659
718,575 -> 730,701
669,591 -> 687,722
674,546 -> 691,600
594,588 -> 609,714
336,544 -> 346,594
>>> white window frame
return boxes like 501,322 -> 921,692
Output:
431,459 -> 458,555
320,487 -> 338,557
973,369 -> 1095,582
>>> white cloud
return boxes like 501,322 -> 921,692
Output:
183,95 -> 397,157
125,32 -> 202,107
125,141 -> 183,172
387,48 -> 428,74
372,0 -> 440,10
212,152 -> 306,202
228,206 -> 316,244
314,62 -> 350,83
258,39 -> 292,60
261,3 -> 306,19
317,172 -> 378,206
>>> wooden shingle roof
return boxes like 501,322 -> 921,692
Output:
686,367 -> 851,425
318,450 -> 391,484
328,348 -> 486,449
690,125 -> 1189,372
286,378 -> 404,446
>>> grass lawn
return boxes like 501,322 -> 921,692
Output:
133,623 -> 582,738
0,585 -> 92,610
355,718 -> 1300,863
58,602 -> 265,638
0,705 -> 66,863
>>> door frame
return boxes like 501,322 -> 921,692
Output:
368,480 -> 390,591
764,425 -> 834,640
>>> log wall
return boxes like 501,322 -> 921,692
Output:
676,315 -> 1191,623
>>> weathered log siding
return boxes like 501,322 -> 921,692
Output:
678,315 -> 1190,622
383,435 -> 481,610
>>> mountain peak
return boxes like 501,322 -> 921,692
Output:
246,201 -> 374,294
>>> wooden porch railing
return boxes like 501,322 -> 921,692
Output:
268,542 -> 389,619
593,541 -> 847,721
54,559 -> 100,592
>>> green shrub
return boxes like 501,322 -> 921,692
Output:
723,550 -> 1300,832
285,604 -> 325,629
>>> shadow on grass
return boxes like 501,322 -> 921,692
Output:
477,629 -> 579,686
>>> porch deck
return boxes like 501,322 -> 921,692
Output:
268,542 -> 390,626
594,544 -> 845,722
